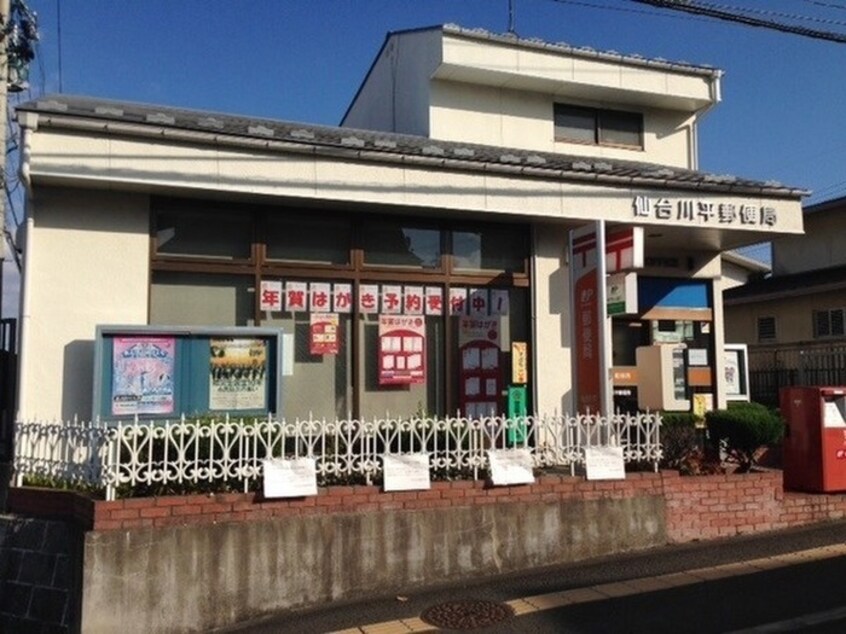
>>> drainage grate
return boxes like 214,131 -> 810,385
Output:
420,599 -> 515,630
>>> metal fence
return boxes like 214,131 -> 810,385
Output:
13,412 -> 663,500
749,343 -> 846,406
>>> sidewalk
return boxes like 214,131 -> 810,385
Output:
219,519 -> 846,633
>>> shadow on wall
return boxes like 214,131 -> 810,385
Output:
62,340 -> 94,421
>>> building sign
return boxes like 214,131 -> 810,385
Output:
633,196 -> 777,227
605,226 -> 643,273
209,338 -> 267,411
111,337 -> 176,416
571,222 -> 609,414
606,272 -> 638,316
309,313 -> 340,355
378,315 -> 426,385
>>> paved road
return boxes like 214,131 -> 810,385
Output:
218,520 -> 846,634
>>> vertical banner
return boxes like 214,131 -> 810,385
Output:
570,222 -> 609,415
378,315 -> 426,385
458,317 -> 501,418
449,288 -> 468,315
309,313 -> 340,355
209,338 -> 268,411
381,285 -> 402,314
111,337 -> 176,415
404,286 -> 424,315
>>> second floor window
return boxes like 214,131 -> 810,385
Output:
554,103 -> 643,150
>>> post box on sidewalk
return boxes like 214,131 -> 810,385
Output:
780,386 -> 846,492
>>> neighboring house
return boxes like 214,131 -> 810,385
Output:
14,24 -> 804,422
721,250 -> 770,291
724,195 -> 846,403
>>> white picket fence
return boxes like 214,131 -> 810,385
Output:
12,412 -> 662,500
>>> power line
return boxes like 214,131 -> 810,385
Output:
548,0 -> 714,23
632,0 -> 846,43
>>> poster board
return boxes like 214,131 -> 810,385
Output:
93,325 -> 284,420
724,343 -> 751,402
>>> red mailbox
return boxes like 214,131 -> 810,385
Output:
781,386 -> 846,493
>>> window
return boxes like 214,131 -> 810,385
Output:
155,205 -> 253,260
363,221 -> 442,269
265,214 -> 351,265
757,316 -> 776,342
814,308 -> 845,338
554,103 -> 643,149
452,226 -> 527,273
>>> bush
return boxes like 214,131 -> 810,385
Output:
660,412 -> 722,475
705,402 -> 784,473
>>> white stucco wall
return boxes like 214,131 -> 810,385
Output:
24,129 -> 804,242
532,223 -> 574,415
429,80 -> 695,167
18,187 -> 150,420
341,29 -> 442,135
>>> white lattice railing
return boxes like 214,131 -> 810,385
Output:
13,412 -> 662,500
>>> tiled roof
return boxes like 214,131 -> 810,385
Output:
438,23 -> 721,77
725,264 -> 846,303
17,94 -> 806,199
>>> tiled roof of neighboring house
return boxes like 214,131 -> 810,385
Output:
17,94 -> 807,199
724,263 -> 846,304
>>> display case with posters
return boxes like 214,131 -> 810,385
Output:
92,325 -> 284,419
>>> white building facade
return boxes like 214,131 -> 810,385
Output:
15,25 -> 804,421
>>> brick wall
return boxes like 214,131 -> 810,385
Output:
8,472 -> 665,532
8,470 -> 846,541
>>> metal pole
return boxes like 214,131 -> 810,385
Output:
0,0 -> 9,322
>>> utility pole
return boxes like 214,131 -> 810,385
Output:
0,0 -> 8,322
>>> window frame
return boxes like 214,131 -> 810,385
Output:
813,308 -> 846,339
757,316 -> 777,343
554,103 -> 644,150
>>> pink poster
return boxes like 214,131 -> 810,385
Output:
378,315 -> 426,385
112,337 -> 176,415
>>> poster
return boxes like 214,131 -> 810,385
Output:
209,338 -> 268,411
378,315 -> 426,385
724,349 -> 742,396
459,317 -> 501,418
310,313 -> 340,355
111,337 -> 176,416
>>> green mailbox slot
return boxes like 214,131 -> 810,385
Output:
507,385 -> 528,445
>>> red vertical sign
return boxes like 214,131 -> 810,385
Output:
571,223 -> 607,414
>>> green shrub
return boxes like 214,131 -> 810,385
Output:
705,402 -> 784,473
659,412 -> 722,475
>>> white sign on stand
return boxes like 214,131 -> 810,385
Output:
383,453 -> 431,491
263,457 -> 318,498
585,447 -> 626,481
487,449 -> 535,486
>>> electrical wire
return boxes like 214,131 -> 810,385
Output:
547,0 -> 714,23
632,0 -> 846,42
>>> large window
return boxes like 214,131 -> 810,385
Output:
149,198 -> 531,419
554,103 -> 643,150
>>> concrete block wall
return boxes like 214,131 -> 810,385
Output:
7,471 -> 846,633
0,516 -> 82,633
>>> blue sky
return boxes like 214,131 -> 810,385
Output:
3,0 -> 846,316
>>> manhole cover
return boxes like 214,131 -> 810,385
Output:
421,599 -> 515,630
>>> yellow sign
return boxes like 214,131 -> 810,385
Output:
692,393 -> 713,421
512,342 -> 528,384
